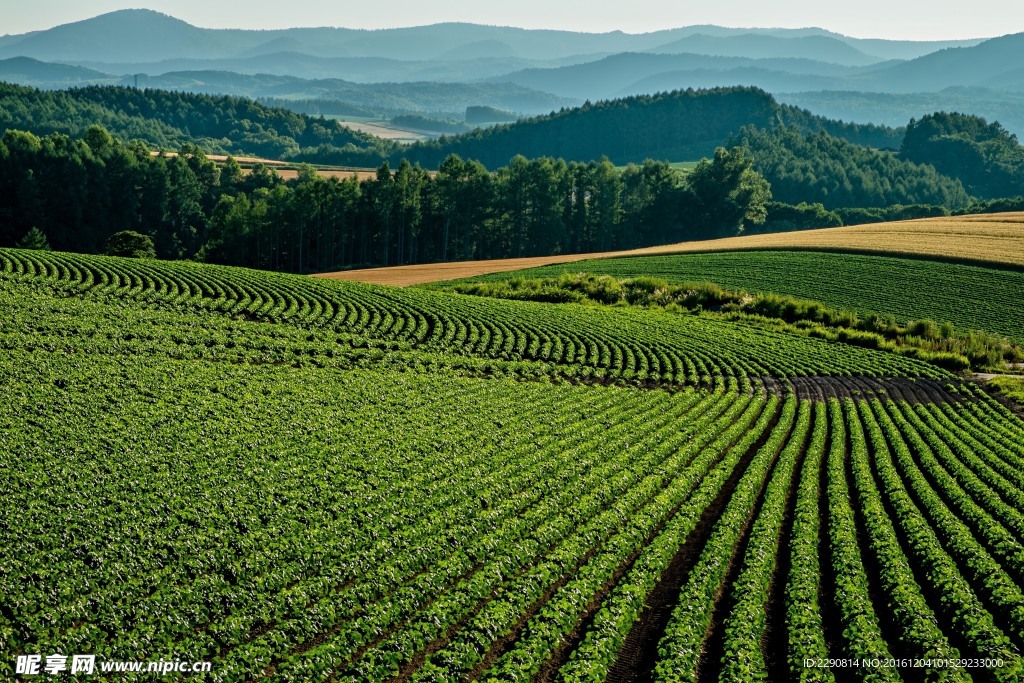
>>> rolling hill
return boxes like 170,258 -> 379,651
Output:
851,32 -> 1024,92
318,212 -> 1024,284
776,88 -> 1024,139
0,56 -> 114,86
0,10 -> 1015,144
4,235 -> 1024,679
125,71 -> 576,116
484,32 -> 1024,102
393,86 -> 902,169
0,9 -> 981,76
0,81 -> 386,160
648,32 -> 882,66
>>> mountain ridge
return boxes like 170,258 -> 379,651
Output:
0,9 -> 984,68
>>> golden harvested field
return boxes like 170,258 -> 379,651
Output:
151,151 -> 381,180
151,151 -> 287,166
266,168 -> 379,181
335,120 -> 434,143
315,212 -> 1024,286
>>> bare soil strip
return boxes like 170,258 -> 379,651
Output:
314,213 -> 1024,286
762,414 -> 813,683
769,376 -> 968,404
816,409 -> 857,683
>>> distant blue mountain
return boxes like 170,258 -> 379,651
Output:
0,9 -> 980,72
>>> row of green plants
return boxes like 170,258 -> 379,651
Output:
401,393 -> 770,683
653,398 -> 799,681
861,399 -> 1021,677
458,250 -> 1024,347
718,401 -> 813,682
785,402 -> 835,682
0,248 -> 951,384
0,339 -> 736,678
822,401 -> 897,679
221,383 -> 730,681
443,271 -> 1021,371
525,393 -> 776,681
843,398 -> 969,676
7,246 -> 1024,680
883,401 -> 1024,645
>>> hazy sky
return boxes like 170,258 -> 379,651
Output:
4,1 -> 1023,40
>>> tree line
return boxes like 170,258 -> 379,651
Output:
0,126 -> 769,273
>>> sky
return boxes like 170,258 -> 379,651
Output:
3,0 -> 1023,40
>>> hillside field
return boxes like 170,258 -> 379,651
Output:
450,250 -> 1024,345
4,244 -> 1024,681
318,212 -> 1024,285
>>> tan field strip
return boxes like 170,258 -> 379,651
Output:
267,168 -> 379,181
151,151 -> 381,180
335,120 -> 434,142
314,212 -> 1024,286
151,151 -> 287,166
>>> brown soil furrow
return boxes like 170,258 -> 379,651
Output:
836,380 -> 926,683
693,404 -> 801,683
469,397 -> 771,683
602,399 -> 789,683
762,404 -> 816,683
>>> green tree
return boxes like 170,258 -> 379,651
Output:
83,125 -> 114,156
682,146 -> 772,237
900,112 -> 1024,198
434,154 -> 492,260
15,226 -> 51,250
589,158 -> 623,251
105,230 -> 156,258
393,159 -> 424,265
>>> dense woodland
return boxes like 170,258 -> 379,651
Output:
0,83 -> 899,170
900,112 -> 1024,199
389,87 -> 902,169
0,127 -> 768,272
733,125 -> 972,209
3,82 -> 1024,273
0,82 -> 389,163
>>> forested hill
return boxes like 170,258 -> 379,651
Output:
393,87 -> 902,169
732,126 -> 972,209
0,82 -> 388,162
0,82 -> 902,171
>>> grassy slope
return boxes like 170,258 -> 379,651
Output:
441,250 -> 1024,345
0,248 -> 947,383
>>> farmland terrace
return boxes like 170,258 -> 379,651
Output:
3,247 -> 1024,681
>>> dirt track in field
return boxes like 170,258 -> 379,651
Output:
313,212 -> 1024,286
763,377 -> 967,404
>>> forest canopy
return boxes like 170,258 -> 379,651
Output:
0,127 -> 771,273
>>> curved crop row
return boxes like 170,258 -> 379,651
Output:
0,248 -> 953,385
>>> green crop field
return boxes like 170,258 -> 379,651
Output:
4,247 -> 1024,681
452,250 -> 1024,344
